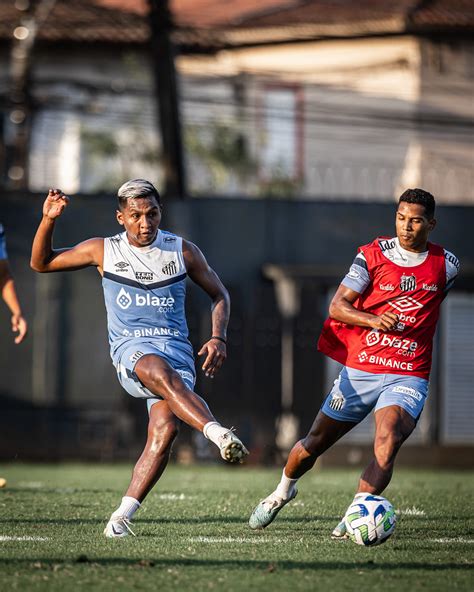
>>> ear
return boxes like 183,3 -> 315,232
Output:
116,209 -> 124,226
428,217 -> 436,232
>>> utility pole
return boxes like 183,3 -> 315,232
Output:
148,0 -> 186,199
7,0 -> 57,189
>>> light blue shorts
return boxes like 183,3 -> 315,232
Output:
115,341 -> 196,413
321,366 -> 428,423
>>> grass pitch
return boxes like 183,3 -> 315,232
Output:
0,463 -> 472,591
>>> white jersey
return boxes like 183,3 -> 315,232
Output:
102,229 -> 192,365
343,237 -> 459,294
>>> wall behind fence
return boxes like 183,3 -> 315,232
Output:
0,192 -> 473,460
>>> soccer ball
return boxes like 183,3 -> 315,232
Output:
344,494 -> 396,546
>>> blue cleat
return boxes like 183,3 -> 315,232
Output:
331,518 -> 348,540
249,488 -> 297,530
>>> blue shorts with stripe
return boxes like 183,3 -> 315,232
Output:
321,366 -> 428,423
114,340 -> 196,414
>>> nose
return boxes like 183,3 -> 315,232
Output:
140,216 -> 151,230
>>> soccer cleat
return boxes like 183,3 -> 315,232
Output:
104,516 -> 136,538
217,429 -> 249,463
248,488 -> 297,530
331,518 -> 348,540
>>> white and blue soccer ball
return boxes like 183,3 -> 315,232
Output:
344,494 -> 396,546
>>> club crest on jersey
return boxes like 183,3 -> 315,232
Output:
399,274 -> 417,291
162,261 -> 177,276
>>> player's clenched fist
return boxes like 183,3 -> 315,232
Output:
43,188 -> 69,219
370,311 -> 399,332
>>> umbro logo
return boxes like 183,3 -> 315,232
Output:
115,261 -> 130,272
388,296 -> 423,313
162,261 -> 177,276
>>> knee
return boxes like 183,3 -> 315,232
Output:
374,430 -> 404,470
148,367 -> 186,396
300,433 -> 324,459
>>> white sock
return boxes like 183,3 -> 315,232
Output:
111,496 -> 141,520
203,421 -> 229,445
275,469 -> 298,500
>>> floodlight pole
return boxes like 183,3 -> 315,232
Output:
7,0 -> 57,188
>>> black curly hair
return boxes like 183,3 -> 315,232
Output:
398,188 -> 435,219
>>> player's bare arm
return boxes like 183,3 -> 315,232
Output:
329,284 -> 399,332
31,189 -> 104,274
0,259 -> 28,344
183,239 -> 230,378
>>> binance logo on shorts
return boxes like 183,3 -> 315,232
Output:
329,391 -> 345,412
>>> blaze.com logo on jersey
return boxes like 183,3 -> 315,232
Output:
116,287 -> 175,312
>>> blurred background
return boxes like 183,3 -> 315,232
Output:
0,0 -> 473,466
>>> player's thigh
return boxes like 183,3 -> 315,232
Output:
116,342 -> 195,404
374,374 -> 428,439
303,411 -> 356,454
135,354 -> 190,397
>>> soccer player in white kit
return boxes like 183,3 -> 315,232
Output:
31,180 -> 248,537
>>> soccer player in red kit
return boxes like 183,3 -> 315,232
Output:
249,188 -> 459,536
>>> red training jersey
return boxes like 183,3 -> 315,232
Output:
317,238 -> 447,379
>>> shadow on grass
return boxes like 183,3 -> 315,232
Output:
2,488 -> 118,495
0,516 -> 342,526
0,557 -> 470,572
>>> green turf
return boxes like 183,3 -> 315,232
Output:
0,463 -> 472,591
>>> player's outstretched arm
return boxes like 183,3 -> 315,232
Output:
183,239 -> 230,378
31,189 -> 103,273
0,260 -> 28,344
329,284 -> 399,332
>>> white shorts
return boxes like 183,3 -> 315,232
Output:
321,367 -> 428,423
115,341 -> 196,414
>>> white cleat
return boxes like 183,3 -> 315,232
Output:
104,516 -> 136,538
218,429 -> 249,463
331,518 -> 348,540
249,488 -> 297,530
